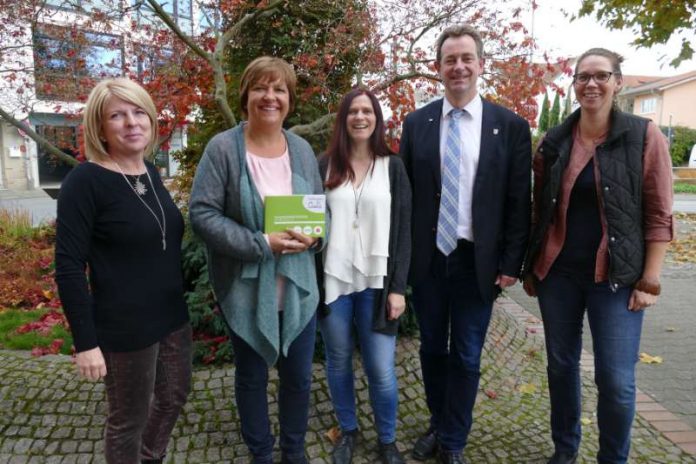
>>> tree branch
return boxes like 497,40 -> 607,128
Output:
0,106 -> 78,166
289,112 -> 335,137
370,71 -> 439,92
144,0 -> 210,62
206,0 -> 285,128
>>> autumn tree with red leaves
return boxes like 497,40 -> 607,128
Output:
1,0 -> 561,167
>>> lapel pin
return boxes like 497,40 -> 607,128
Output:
428,118 -> 434,122
493,128 -> 499,135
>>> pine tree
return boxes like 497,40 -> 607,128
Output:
549,93 -> 561,129
539,92 -> 550,133
561,91 -> 572,120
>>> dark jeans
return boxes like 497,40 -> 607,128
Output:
411,240 -> 493,453
230,314 -> 316,464
102,322 -> 192,464
537,271 -> 643,464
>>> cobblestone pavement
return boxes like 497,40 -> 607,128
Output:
2,300 -> 695,463
507,215 -> 696,431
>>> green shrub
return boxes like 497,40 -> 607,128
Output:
661,125 -> 696,166
674,182 -> 696,194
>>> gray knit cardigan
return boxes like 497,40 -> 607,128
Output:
190,124 -> 323,366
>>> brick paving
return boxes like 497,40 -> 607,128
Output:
2,298 -> 695,463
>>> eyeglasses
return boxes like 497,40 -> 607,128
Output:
573,71 -> 614,84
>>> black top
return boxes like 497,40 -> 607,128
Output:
552,158 -> 603,277
55,161 -> 189,353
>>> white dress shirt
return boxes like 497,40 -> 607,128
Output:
440,95 -> 482,242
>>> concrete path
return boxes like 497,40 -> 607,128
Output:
2,298 -> 695,463
506,214 -> 696,433
0,189 -> 56,227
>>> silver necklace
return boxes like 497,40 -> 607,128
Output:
130,174 -> 148,196
351,160 -> 373,229
113,161 -> 167,251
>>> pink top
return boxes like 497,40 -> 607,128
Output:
246,149 -> 292,311
246,149 -> 292,200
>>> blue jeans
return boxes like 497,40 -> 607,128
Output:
411,241 -> 493,453
319,288 -> 399,444
229,314 -> 316,464
537,271 -> 644,464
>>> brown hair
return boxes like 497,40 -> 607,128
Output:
435,24 -> 484,63
83,78 -> 158,162
239,56 -> 297,117
324,88 -> 393,190
575,48 -> 624,76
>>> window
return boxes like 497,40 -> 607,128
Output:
45,0 -> 116,13
134,45 -> 174,82
134,0 -> 193,34
640,97 -> 656,114
31,113 -> 81,184
199,5 -> 223,32
33,24 -> 123,101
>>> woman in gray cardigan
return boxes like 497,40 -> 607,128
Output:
189,57 -> 322,464
317,88 -> 412,464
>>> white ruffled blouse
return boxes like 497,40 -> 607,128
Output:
323,155 -> 391,304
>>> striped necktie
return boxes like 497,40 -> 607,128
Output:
436,108 -> 464,255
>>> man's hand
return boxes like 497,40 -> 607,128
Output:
495,274 -> 518,289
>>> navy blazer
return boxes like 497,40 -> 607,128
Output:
400,97 -> 532,303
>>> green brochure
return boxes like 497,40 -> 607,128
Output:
264,194 -> 326,238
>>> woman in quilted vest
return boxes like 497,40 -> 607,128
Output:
523,48 -> 674,464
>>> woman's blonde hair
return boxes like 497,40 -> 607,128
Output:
239,56 -> 297,117
83,78 -> 158,162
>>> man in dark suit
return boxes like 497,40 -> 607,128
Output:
400,24 -> 531,464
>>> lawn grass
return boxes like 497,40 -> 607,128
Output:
674,182 -> 696,194
0,308 -> 73,355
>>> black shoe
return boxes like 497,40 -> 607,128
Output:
332,429 -> 358,464
412,426 -> 438,461
141,461 -> 162,464
280,454 -> 308,464
548,451 -> 578,464
438,450 -> 467,464
378,441 -> 405,464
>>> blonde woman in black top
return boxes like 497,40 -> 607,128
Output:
55,78 -> 190,464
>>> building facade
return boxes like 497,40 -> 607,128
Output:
0,0 -> 202,191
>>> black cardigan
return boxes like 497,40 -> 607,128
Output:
317,154 -> 412,335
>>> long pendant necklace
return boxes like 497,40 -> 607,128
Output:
352,159 -> 373,229
130,174 -> 148,196
114,161 -> 167,251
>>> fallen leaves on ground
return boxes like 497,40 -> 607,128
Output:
15,310 -> 68,336
325,426 -> 341,444
518,383 -> 537,395
31,338 -> 63,357
639,352 -> 663,364
580,417 -> 593,426
484,389 -> 498,399
668,214 -> 696,264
